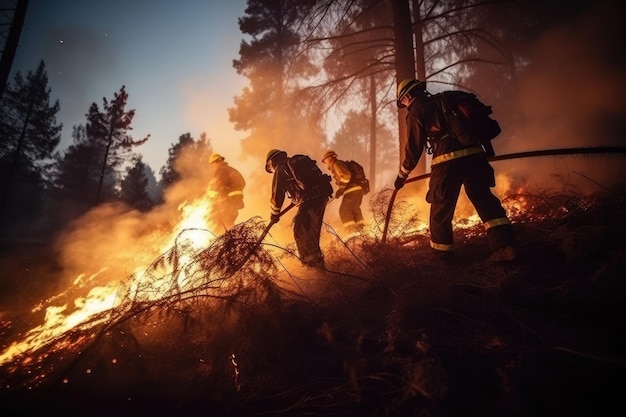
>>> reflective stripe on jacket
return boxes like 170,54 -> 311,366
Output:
431,145 -> 485,166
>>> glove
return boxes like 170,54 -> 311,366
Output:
270,213 -> 280,224
394,175 -> 406,190
335,189 -> 344,199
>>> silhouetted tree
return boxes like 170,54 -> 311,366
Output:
0,60 -> 61,235
119,156 -> 153,211
85,85 -> 149,204
315,0 -> 399,183
0,0 -> 29,100
159,132 -> 196,190
229,0 -> 325,161
157,132 -> 213,202
49,124 -> 115,226
142,163 -> 159,204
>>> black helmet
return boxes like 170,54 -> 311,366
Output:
265,149 -> 287,173
396,78 -> 426,108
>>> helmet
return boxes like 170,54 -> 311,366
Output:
322,150 -> 337,162
209,153 -> 225,164
396,78 -> 425,108
265,148 -> 286,173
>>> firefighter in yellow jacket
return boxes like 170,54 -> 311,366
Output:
394,79 -> 516,263
208,153 -> 246,234
321,150 -> 367,234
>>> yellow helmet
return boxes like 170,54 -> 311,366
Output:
322,150 -> 337,162
396,78 -> 425,108
265,149 -> 286,173
209,153 -> 225,164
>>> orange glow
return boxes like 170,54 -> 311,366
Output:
0,187 -> 219,367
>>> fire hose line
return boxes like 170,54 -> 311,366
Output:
381,146 -> 626,243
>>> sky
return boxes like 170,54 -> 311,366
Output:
5,0 -> 626,194
8,0 -> 249,177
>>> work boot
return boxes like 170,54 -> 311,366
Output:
489,245 -> 517,263
430,248 -> 455,265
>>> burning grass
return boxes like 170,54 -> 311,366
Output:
1,185 -> 625,416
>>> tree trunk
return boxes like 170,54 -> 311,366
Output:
411,0 -> 428,175
391,0 -> 415,168
368,73 -> 376,189
0,0 -> 29,100
96,129 -> 114,204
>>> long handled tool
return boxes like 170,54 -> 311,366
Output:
257,202 -> 296,243
381,173 -> 430,244
381,145 -> 626,244
228,202 -> 297,274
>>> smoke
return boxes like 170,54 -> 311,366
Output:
515,2 -> 625,150
50,145 -> 212,290
497,0 -> 626,193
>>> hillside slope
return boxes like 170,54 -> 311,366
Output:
1,186 -> 625,417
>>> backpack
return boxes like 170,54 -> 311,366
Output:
437,91 -> 501,147
347,160 -> 370,194
287,154 -> 332,199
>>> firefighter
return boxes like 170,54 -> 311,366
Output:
208,153 -> 246,234
321,150 -> 367,234
265,149 -> 333,268
394,79 -> 516,262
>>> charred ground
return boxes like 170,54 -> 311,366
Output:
0,185 -> 625,417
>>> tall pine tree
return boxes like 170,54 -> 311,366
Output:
0,60 -> 62,236
229,0 -> 324,161
50,124 -> 114,225
85,85 -> 149,204
119,156 -> 153,212
157,132 -> 213,203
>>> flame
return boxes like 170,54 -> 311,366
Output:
0,190 -> 219,367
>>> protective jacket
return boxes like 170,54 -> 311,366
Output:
209,161 -> 246,233
211,161 -> 246,199
270,156 -> 331,266
399,93 -> 514,253
327,159 -> 365,232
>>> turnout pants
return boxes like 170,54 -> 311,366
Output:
426,155 -> 514,252
339,189 -> 365,232
293,196 -> 328,264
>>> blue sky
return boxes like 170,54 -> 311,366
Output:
10,0 -> 248,176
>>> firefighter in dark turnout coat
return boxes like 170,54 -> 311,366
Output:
208,153 -> 246,234
394,79 -> 516,262
321,150 -> 366,234
265,149 -> 333,267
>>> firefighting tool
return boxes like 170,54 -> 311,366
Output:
382,146 -> 626,243
382,172 -> 431,244
209,153 -> 225,164
396,78 -> 425,108
228,202 -> 296,275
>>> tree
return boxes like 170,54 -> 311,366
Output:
297,0 -> 519,173
119,156 -> 153,212
159,132 -> 196,190
157,132 -> 213,202
314,0 -> 401,184
85,85 -> 149,204
0,60 -> 62,234
142,163 -> 159,204
0,0 -> 29,100
229,0 -> 325,162
49,124 -> 115,226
